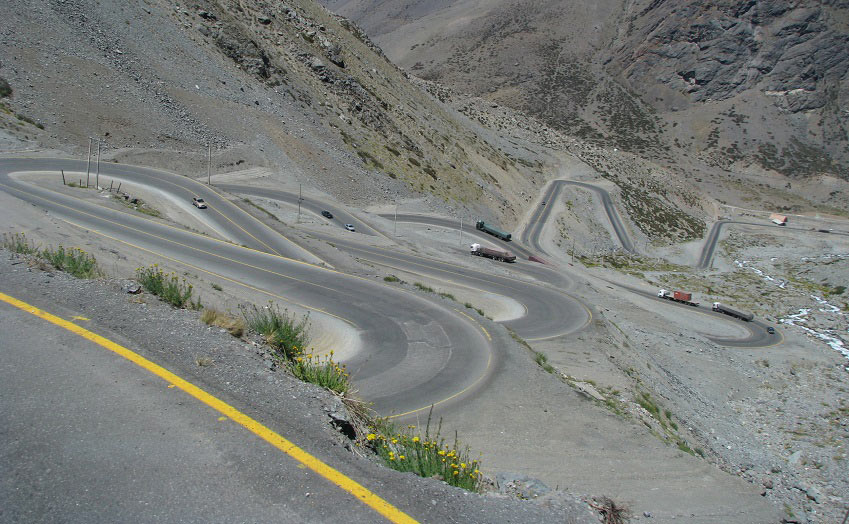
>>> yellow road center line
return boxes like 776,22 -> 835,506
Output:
0,291 -> 417,524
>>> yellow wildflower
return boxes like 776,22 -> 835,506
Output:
366,433 -> 376,441
412,437 -> 420,443
453,471 -> 459,476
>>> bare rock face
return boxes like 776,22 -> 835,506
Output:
614,1 -> 849,113
324,0 -> 849,176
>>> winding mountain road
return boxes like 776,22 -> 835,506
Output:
521,180 -> 635,254
216,176 -> 780,348
0,158 -> 782,425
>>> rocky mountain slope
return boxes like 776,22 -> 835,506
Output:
323,0 -> 849,196
0,0 -> 543,226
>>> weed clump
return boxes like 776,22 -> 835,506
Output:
41,245 -> 101,278
136,265 -> 201,309
366,411 -> 482,492
2,232 -> 38,255
201,308 -> 244,337
534,351 -> 555,373
241,303 -> 310,358
241,303 -> 349,393
3,232 -> 101,278
289,351 -> 349,394
413,282 -> 434,293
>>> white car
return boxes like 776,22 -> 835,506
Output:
192,197 -> 207,209
344,223 -> 355,232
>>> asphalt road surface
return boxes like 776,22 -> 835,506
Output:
0,158 -> 777,417
0,159 -> 492,417
697,219 -> 849,268
521,181 -> 635,254
0,299 -> 398,523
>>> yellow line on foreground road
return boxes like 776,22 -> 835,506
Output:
0,291 -> 417,524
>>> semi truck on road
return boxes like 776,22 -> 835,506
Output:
475,220 -> 512,241
712,302 -> 754,321
658,289 -> 699,306
470,243 -> 516,262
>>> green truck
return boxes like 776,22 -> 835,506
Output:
475,220 -> 512,241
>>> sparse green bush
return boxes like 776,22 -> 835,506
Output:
383,275 -> 400,283
414,282 -> 434,293
367,412 -> 482,492
3,232 -> 100,278
289,351 -> 349,394
136,265 -> 201,309
637,392 -> 660,418
2,232 -> 38,255
241,303 -> 310,359
41,245 -> 101,278
677,440 -> 695,456
534,351 -> 555,373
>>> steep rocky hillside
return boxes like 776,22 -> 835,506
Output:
323,0 -> 849,194
0,0 -> 539,224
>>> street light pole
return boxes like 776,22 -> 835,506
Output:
207,143 -> 211,185
394,204 -> 398,236
85,137 -> 92,188
95,139 -> 101,188
459,217 -> 463,244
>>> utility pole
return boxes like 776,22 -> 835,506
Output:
85,137 -> 92,188
393,203 -> 398,236
95,139 -> 101,188
571,239 -> 575,263
207,143 -> 212,185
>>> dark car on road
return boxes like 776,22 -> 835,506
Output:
767,327 -> 775,334
321,210 -> 333,219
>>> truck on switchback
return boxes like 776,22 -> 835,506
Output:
657,289 -> 699,307
712,302 -> 754,322
470,243 -> 516,262
475,220 -> 512,241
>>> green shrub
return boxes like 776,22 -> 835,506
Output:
383,275 -> 400,283
463,302 -> 486,316
367,414 -> 482,492
3,233 -> 100,278
2,232 -> 38,255
534,351 -> 555,373
136,265 -> 201,309
241,303 -> 310,359
414,282 -> 434,293
41,245 -> 101,278
288,351 -> 349,394
637,392 -> 660,418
